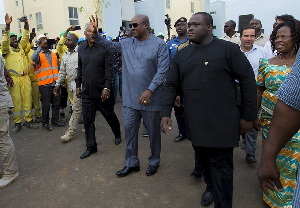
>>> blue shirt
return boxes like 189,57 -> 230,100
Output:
167,36 -> 188,65
276,49 -> 300,208
96,34 -> 170,111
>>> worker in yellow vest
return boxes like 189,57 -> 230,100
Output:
1,13 -> 37,133
31,34 -> 66,131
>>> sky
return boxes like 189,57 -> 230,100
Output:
1,0 -> 300,35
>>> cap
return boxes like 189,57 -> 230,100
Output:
174,17 -> 187,27
37,34 -> 46,41
157,32 -> 164,38
70,31 -> 79,39
10,32 -> 17,37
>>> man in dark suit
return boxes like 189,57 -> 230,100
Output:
161,12 -> 257,208
75,23 -> 122,159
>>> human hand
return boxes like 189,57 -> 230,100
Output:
253,118 -> 262,131
67,25 -> 75,32
89,14 -> 98,36
138,89 -> 153,106
240,119 -> 253,135
5,13 -> 12,25
257,160 -> 283,194
29,32 -> 36,41
76,88 -> 82,98
161,117 -> 172,134
101,88 -> 110,102
174,95 -> 181,107
53,86 -> 59,96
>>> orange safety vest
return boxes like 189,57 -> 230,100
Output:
34,52 -> 59,86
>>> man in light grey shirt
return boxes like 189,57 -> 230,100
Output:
0,55 -> 19,188
53,32 -> 81,142
90,14 -> 169,177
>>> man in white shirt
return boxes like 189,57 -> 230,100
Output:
53,32 -> 81,142
220,20 -> 240,45
239,26 -> 267,163
249,18 -> 269,47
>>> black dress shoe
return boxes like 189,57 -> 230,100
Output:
201,189 -> 213,206
42,123 -> 52,131
174,134 -> 186,142
114,136 -> 121,145
146,165 -> 159,176
191,168 -> 203,178
80,148 -> 98,159
116,166 -> 140,177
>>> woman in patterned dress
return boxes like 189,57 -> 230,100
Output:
255,20 -> 300,207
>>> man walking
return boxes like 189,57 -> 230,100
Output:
161,12 -> 256,207
0,55 -> 19,189
54,32 -> 81,142
31,34 -> 65,131
239,26 -> 267,163
75,23 -> 122,159
1,13 -> 37,132
89,14 -> 169,176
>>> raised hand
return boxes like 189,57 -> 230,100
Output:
5,13 -> 12,25
89,14 -> 98,36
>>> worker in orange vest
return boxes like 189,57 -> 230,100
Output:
31,34 -> 66,131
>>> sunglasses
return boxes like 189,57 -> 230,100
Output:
129,22 -> 145,28
224,25 -> 230,28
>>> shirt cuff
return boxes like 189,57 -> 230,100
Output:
148,83 -> 157,92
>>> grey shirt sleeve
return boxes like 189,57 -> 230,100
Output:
31,47 -> 42,65
148,42 -> 170,92
94,34 -> 122,53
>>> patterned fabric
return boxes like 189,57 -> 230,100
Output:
257,58 -> 300,207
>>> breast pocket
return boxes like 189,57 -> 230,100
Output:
198,58 -> 221,81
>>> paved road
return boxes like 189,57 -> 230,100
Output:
0,101 -> 267,208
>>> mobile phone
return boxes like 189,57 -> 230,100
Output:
19,16 -> 27,22
74,25 -> 81,30
32,28 -> 35,33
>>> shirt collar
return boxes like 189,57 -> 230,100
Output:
240,44 -> 258,53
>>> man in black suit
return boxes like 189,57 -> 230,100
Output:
161,12 -> 257,208
75,23 -> 122,159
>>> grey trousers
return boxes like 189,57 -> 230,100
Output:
123,106 -> 161,167
245,128 -> 258,156
0,108 -> 18,175
67,90 -> 82,136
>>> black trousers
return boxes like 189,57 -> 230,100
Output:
39,85 -> 60,124
59,86 -> 68,109
82,96 -> 121,150
193,145 -> 234,208
174,105 -> 186,136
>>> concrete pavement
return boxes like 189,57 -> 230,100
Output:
0,101 -> 267,208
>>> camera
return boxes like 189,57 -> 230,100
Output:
19,17 -> 27,22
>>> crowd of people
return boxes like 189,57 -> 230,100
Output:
0,11 -> 299,208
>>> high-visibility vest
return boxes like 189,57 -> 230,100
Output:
34,52 -> 58,86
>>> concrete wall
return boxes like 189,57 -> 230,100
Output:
165,0 -> 201,37
134,0 -> 165,36
2,0 -> 104,39
103,0 -> 122,39
210,0 -> 225,38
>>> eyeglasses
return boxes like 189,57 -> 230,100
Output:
129,22 -> 145,28
224,25 -> 230,28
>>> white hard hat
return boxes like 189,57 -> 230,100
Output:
37,34 -> 46,41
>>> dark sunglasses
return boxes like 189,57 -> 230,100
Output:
224,25 -> 230,28
129,22 -> 145,28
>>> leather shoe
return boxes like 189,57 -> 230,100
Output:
146,165 -> 159,176
174,134 -> 186,142
114,136 -> 121,145
80,148 -> 98,159
116,166 -> 140,177
42,123 -> 52,131
246,154 -> 257,163
201,189 -> 213,206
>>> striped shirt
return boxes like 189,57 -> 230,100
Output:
276,49 -> 300,207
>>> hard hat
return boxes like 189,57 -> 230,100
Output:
37,34 -> 47,41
